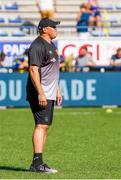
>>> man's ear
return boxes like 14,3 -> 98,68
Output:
43,27 -> 48,33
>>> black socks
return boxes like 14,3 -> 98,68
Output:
32,153 -> 43,166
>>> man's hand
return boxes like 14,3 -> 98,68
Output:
38,94 -> 47,107
56,88 -> 62,106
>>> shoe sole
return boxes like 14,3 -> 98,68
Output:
29,168 -> 58,174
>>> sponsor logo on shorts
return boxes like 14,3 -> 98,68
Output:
45,116 -> 49,122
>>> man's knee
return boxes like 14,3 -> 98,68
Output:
36,124 -> 49,131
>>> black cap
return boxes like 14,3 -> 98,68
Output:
38,18 -> 60,30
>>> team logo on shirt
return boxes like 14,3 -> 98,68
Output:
50,58 -> 56,62
48,50 -> 57,62
49,50 -> 52,54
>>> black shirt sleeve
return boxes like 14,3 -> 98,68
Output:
28,44 -> 44,67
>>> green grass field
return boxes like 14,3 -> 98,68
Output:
0,107 -> 121,179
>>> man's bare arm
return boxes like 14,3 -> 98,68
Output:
56,86 -> 62,106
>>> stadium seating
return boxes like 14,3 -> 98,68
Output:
109,29 -> 121,37
0,30 -> 8,36
0,0 -> 121,37
99,5 -> 113,10
55,0 -> 121,37
0,17 -> 5,23
0,0 -> 39,36
116,4 -> 121,10
8,16 -> 23,23
91,29 -> 104,37
5,3 -> 18,10
12,30 -> 25,36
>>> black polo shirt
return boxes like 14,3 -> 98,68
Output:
26,36 -> 59,101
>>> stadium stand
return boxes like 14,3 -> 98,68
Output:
0,0 -> 121,37
8,16 -> 23,23
5,3 -> 18,10
12,30 -> 26,36
55,0 -> 121,37
0,0 -> 39,36
0,17 -> 5,23
0,29 -> 8,36
116,4 -> 121,10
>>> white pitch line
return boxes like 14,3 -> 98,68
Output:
54,112 -> 97,115
54,111 -> 121,115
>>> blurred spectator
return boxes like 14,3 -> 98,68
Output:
59,55 -> 66,72
0,51 -> 6,66
88,0 -> 101,27
110,48 -> 121,66
75,47 -> 96,71
36,0 -> 55,19
13,49 -> 28,72
0,51 -> 8,73
76,3 -> 91,33
65,53 -> 76,72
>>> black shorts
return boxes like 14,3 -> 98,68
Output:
28,99 -> 55,125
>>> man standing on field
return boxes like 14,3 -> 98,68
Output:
26,17 -> 62,173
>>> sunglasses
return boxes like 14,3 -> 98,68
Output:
49,26 -> 57,29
